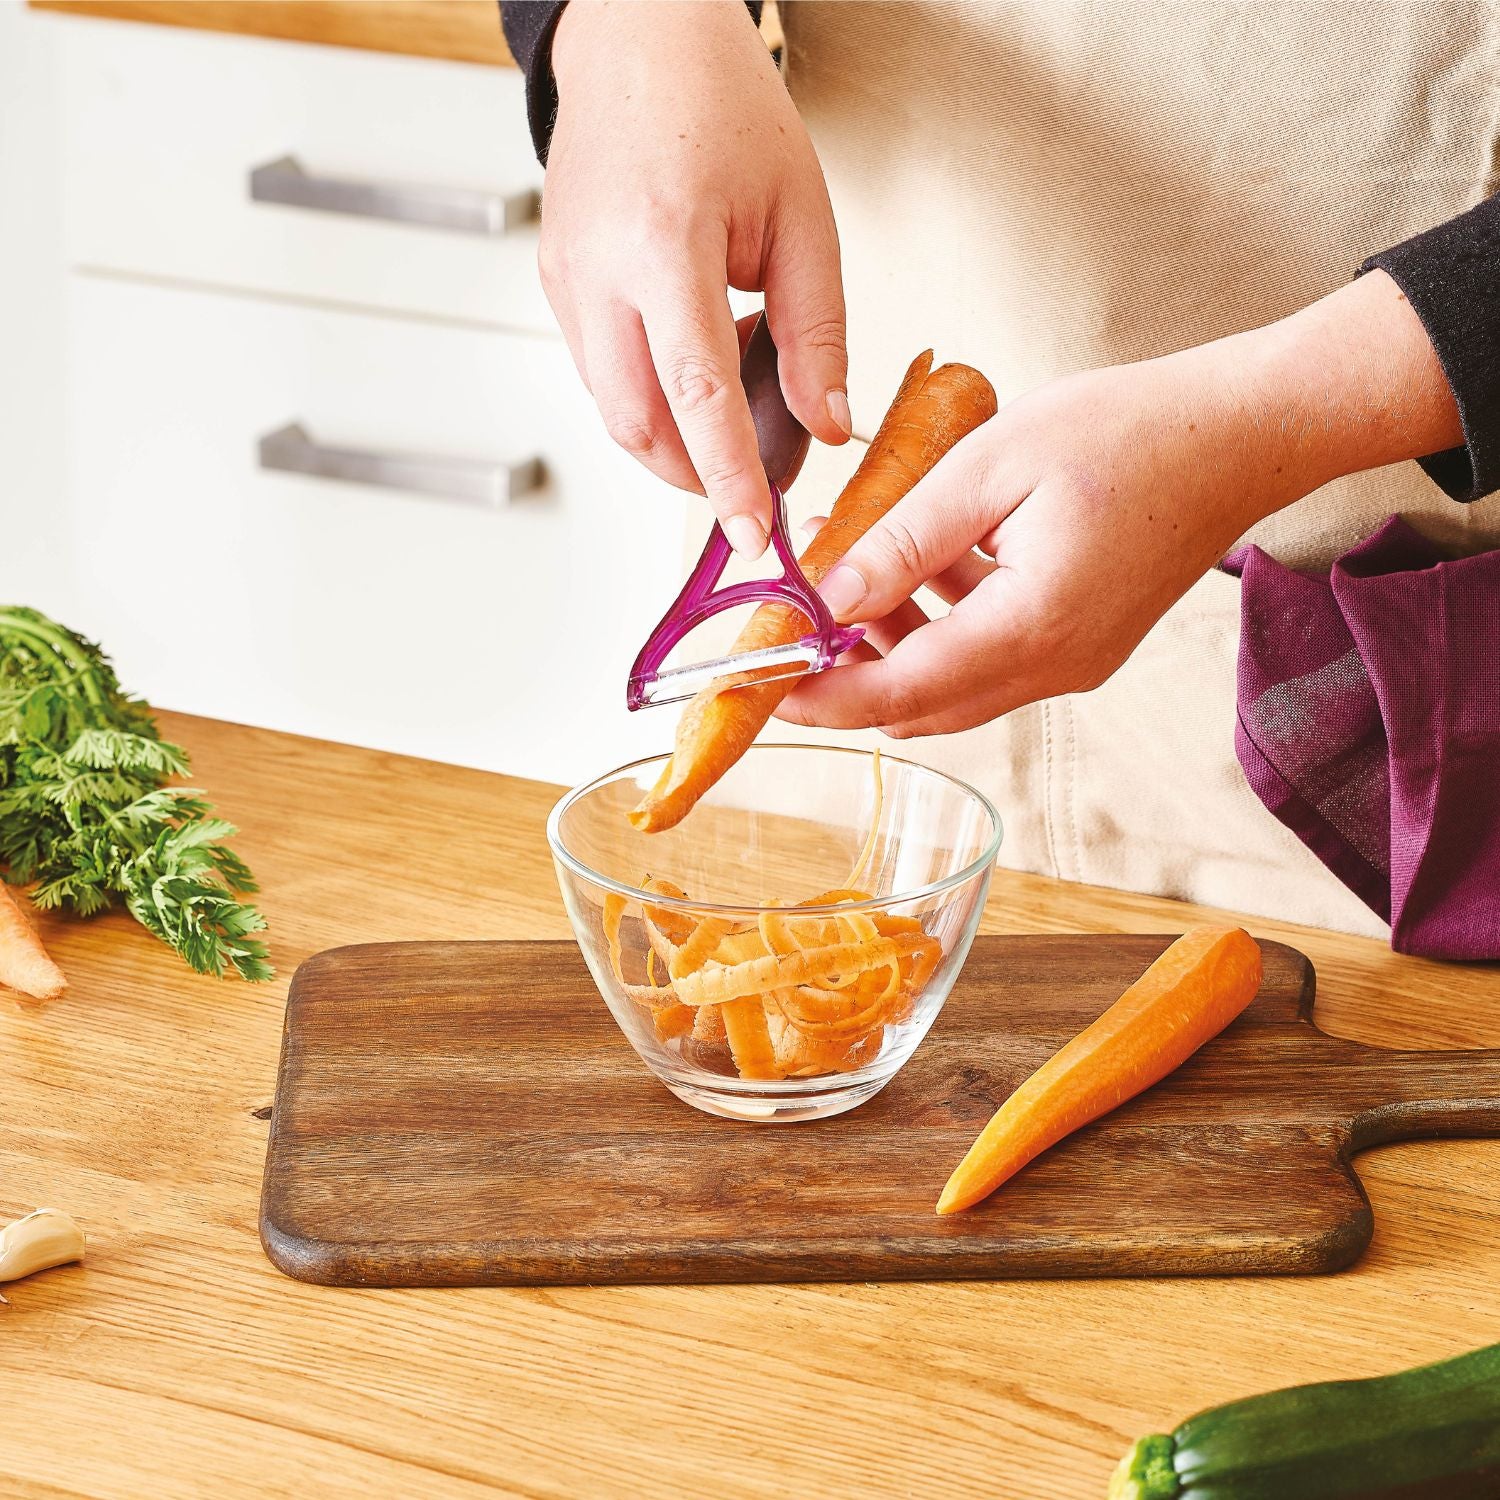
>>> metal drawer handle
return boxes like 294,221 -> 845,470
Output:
258,423 -> 543,506
249,154 -> 539,237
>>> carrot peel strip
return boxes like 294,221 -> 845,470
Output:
672,932 -> 931,1008
653,1004 -> 696,1041
641,877 -> 695,944
692,1004 -> 727,1044
768,985 -> 895,1042
602,891 -> 679,1005
843,748 -> 885,891
670,913 -> 735,981
721,997 -> 784,1080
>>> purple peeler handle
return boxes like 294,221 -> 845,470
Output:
626,482 -> 864,711
627,314 -> 864,712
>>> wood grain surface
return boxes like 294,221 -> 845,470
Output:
261,936 -> 1500,1286
28,0 -> 787,66
30,0 -> 516,66
6,713 -> 1500,1499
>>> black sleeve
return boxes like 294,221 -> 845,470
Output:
1360,193 -> 1500,504
500,1 -> 570,164
499,1 -> 763,166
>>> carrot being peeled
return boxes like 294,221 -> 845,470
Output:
0,882 -> 66,1002
937,928 -> 1263,1215
629,352 -> 998,834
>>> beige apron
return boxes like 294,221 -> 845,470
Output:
770,0 -> 1500,937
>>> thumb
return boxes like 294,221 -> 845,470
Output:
763,196 -> 850,447
816,447 -> 990,623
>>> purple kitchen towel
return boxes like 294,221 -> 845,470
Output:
1224,516 -> 1500,959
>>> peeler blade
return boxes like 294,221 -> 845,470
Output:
629,639 -> 830,710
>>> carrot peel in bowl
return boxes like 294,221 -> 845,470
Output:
604,900 -> 941,1080
600,752 -> 945,1081
936,927 -> 1263,1214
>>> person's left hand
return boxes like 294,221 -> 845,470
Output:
775,269 -> 1461,738
775,338 -> 1292,736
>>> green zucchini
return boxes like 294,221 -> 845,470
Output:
1108,1343 -> 1500,1499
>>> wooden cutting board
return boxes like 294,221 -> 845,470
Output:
259,935 -> 1500,1286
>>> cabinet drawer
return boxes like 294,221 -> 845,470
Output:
58,17 -> 553,333
48,273 -> 690,784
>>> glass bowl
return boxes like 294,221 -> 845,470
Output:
547,744 -> 1002,1122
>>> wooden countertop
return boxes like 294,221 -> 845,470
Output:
5,713 -> 1500,1498
29,1 -> 517,67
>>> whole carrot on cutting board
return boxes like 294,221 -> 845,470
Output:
938,927 -> 1263,1215
0,881 -> 66,1002
629,351 -> 998,834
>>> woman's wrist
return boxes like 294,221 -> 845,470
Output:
553,0 -> 755,93
1238,270 -> 1464,510
1134,264 -> 1463,546
552,1 -> 648,91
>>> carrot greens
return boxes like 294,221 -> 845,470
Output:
0,606 -> 271,981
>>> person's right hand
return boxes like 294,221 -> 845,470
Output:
543,0 -> 850,557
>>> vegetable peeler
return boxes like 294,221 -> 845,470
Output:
626,315 -> 865,711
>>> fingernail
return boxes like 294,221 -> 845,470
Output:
826,388 -> 852,438
818,562 -> 867,619
724,514 -> 768,559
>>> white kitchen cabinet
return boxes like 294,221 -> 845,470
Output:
48,272 -> 690,785
57,16 -> 554,334
0,3 -> 67,586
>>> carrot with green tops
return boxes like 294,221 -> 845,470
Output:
629,351 -> 998,834
937,927 -> 1263,1215
0,882 -> 66,1002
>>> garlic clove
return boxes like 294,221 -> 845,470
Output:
0,1208 -> 86,1285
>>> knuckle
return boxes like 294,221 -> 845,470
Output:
1023,589 -> 1076,647
661,356 -> 731,415
876,516 -> 930,582
601,408 -> 660,459
796,313 -> 848,361
695,454 -> 756,495
536,237 -> 568,294
874,680 -> 926,730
